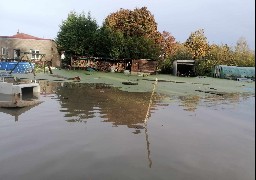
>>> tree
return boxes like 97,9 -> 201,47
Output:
206,44 -> 235,65
170,42 -> 193,61
55,11 -> 98,57
93,26 -> 125,58
235,37 -> 250,52
159,31 -> 177,59
104,7 -> 158,38
123,36 -> 161,59
159,43 -> 192,74
234,37 -> 255,67
185,29 -> 209,60
104,7 -> 163,59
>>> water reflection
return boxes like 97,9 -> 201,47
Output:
178,95 -> 200,111
38,79 -> 63,95
55,83 -> 159,128
0,80 -> 254,177
0,103 -> 41,121
177,92 -> 253,112
53,82 -> 159,168
35,80 -> 255,117
144,122 -> 152,168
2,80 -> 253,123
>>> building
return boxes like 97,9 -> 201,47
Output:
0,31 -> 60,67
173,60 -> 195,76
131,59 -> 158,75
68,56 -> 158,74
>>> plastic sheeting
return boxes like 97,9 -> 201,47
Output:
0,62 -> 34,73
213,65 -> 255,80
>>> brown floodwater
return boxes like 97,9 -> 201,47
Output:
0,81 -> 255,180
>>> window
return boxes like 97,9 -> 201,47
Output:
31,50 -> 40,60
13,50 -> 18,59
1,47 -> 8,55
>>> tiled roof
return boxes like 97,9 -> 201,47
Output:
0,33 -> 50,40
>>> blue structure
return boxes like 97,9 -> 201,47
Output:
0,62 -> 35,74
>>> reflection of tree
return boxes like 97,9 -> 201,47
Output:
57,82 -> 160,169
178,92 -> 251,111
179,95 -> 200,112
56,83 -> 160,131
240,93 -> 254,101
203,92 -> 242,107
39,80 -> 63,94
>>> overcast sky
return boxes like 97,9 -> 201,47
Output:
0,0 -> 255,50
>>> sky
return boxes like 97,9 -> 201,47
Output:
0,0 -> 255,50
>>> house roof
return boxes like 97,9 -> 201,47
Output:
0,32 -> 51,40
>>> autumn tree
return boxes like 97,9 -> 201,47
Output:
104,7 -> 168,59
104,7 -> 158,38
55,11 -> 98,57
234,37 -> 255,67
185,29 -> 209,60
170,43 -> 193,60
235,37 -> 250,52
206,44 -> 235,64
159,31 -> 177,59
159,42 -> 192,74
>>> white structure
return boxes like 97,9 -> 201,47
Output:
61,52 -> 65,60
0,82 -> 40,95
0,82 -> 41,107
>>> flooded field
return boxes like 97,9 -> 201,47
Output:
0,80 -> 255,180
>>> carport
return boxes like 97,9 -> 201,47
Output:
173,60 -> 195,76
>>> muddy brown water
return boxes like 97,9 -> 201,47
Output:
0,81 -> 255,180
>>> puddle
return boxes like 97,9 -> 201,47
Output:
0,81 -> 254,180
55,82 -> 158,126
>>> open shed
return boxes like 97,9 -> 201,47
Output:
173,60 -> 195,76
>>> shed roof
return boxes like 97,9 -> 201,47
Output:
174,60 -> 195,63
